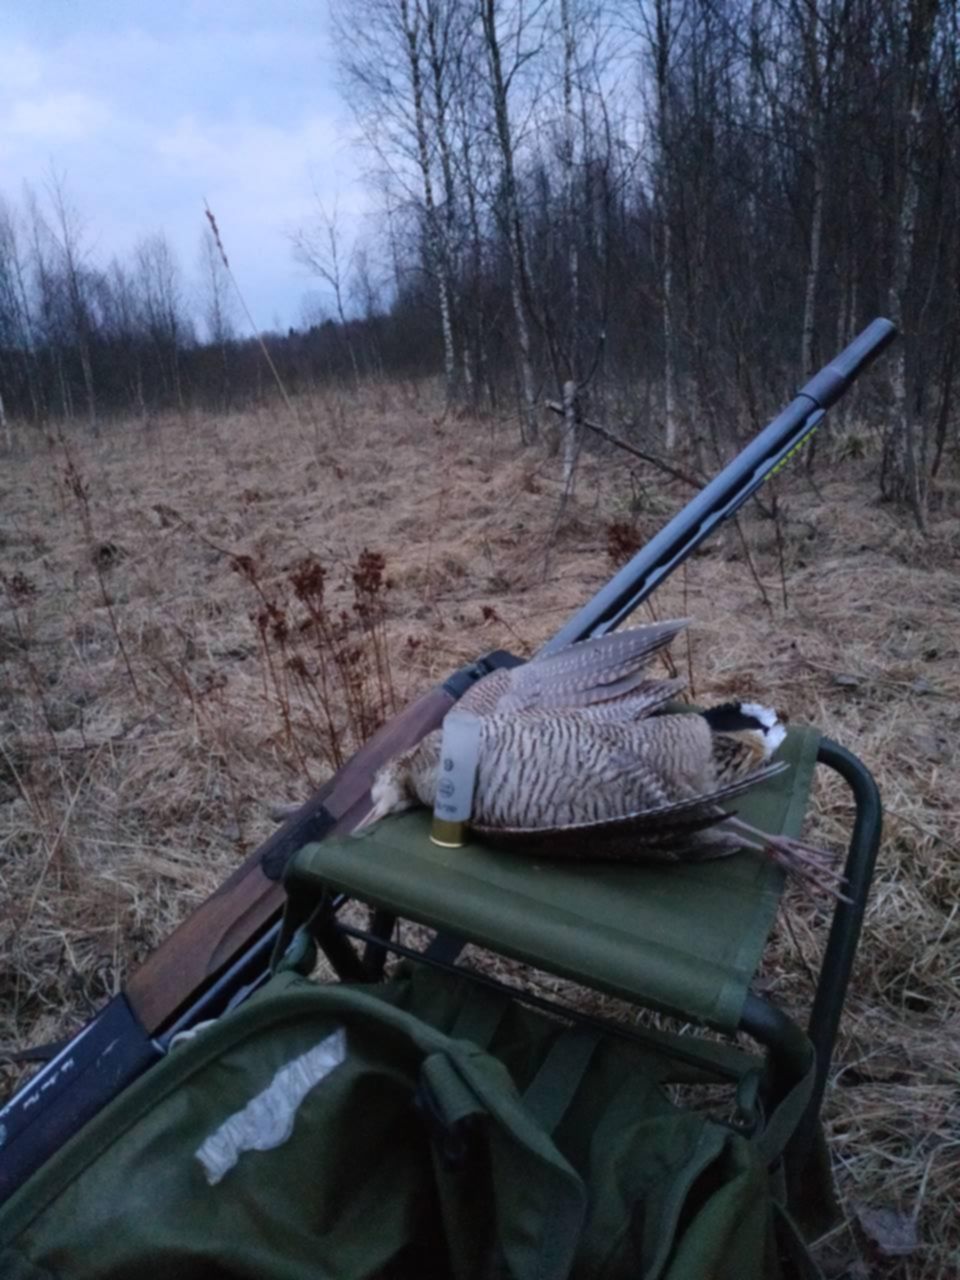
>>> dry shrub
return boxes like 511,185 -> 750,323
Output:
606,519 -> 644,567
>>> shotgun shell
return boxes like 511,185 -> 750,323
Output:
430,708 -> 482,848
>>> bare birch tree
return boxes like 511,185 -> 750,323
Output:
635,0 -> 683,449
24,187 -> 73,421
198,226 -> 236,409
450,22 -> 499,406
560,0 -> 581,484
400,0 -> 458,402
292,201 -> 361,385
0,197 -> 43,424
423,0 -> 471,399
134,232 -> 186,411
480,0 -> 540,442
330,0 -> 460,402
46,174 -> 98,431
797,1 -> 827,380
881,0 -> 940,525
106,259 -> 147,419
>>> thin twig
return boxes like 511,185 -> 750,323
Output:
731,514 -> 773,613
772,487 -> 789,612
205,204 -> 311,448
545,400 -> 704,489
541,417 -> 586,578
886,808 -> 960,859
682,559 -> 695,698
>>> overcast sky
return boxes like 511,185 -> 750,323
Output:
0,0 -> 369,334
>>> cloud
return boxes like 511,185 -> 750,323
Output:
0,42 -> 43,93
146,110 -> 374,327
4,91 -> 110,143
154,113 -> 363,210
0,7 -> 369,327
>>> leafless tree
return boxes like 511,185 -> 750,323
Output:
46,173 -> 98,431
104,258 -> 148,419
424,0 -> 474,400
480,0 -> 543,442
197,226 -> 236,409
329,0 -> 462,401
24,186 -> 74,421
880,0 -> 940,525
198,224 -> 236,348
633,0 -> 684,450
0,196 -> 43,424
292,200 -> 361,385
135,232 -> 187,411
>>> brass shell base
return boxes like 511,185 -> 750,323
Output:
430,818 -> 468,848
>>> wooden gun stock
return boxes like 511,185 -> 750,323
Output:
0,652 -> 521,1205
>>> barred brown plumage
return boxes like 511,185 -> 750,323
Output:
357,622 -> 846,896
459,617 -> 690,715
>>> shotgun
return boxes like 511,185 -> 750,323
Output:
0,317 -> 897,1203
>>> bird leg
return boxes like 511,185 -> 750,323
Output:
721,816 -> 851,901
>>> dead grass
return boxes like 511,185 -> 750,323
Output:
1,389 -> 958,1276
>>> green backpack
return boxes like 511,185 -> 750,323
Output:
0,964 -> 821,1279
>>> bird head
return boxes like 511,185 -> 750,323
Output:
352,758 -> 418,834
702,700 -> 786,759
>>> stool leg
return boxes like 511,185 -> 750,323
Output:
362,909 -> 397,979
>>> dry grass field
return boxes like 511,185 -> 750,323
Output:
1,384 -> 958,1276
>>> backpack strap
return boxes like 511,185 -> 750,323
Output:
754,1049 -> 815,1167
446,995 -> 602,1137
414,986 -> 513,1170
772,1204 -> 827,1280
450,984 -> 509,1048
521,1025 -> 601,1134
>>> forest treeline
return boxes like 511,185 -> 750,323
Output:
1,0 -> 955,522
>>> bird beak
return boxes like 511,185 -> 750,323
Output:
349,798 -> 384,836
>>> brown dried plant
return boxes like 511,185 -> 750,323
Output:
231,547 -> 399,777
56,429 -> 142,702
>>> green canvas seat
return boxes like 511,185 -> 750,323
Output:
278,720 -> 881,1204
287,727 -> 820,1033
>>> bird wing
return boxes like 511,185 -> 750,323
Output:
506,676 -> 688,724
460,619 -> 690,716
471,760 -> 788,861
471,712 -> 698,828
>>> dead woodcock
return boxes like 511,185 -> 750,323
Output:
359,620 -> 846,896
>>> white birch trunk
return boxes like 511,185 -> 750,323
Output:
885,0 -> 937,524
654,0 -> 678,452
482,0 -> 538,442
402,0 -> 456,405
458,102 -> 490,405
801,153 -> 824,378
0,390 -> 10,453
425,0 -> 468,401
561,0 -> 579,377
562,379 -> 578,491
800,3 -> 824,382
662,218 -> 677,451
835,220 -> 858,430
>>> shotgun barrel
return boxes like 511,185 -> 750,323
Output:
541,317 -> 896,654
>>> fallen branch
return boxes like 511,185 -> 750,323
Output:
545,400 -> 705,490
